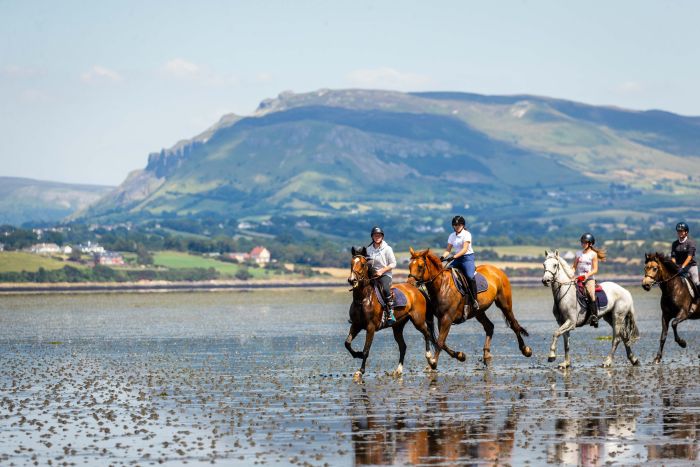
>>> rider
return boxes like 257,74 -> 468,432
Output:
573,233 -> 606,327
441,215 -> 479,315
671,222 -> 699,295
367,226 -> 397,325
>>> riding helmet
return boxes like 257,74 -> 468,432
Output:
580,232 -> 595,245
676,222 -> 689,233
370,226 -> 384,237
451,215 -> 466,226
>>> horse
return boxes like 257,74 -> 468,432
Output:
642,252 -> 700,364
407,248 -> 532,368
345,246 -> 438,379
542,250 -> 640,368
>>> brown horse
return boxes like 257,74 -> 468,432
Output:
408,247 -> 532,368
345,246 -> 437,379
642,252 -> 700,364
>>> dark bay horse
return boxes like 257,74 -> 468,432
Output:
408,248 -> 532,368
345,246 -> 437,379
642,252 -> 700,364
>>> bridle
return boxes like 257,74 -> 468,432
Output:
644,258 -> 681,287
408,255 -> 443,285
543,257 -> 576,287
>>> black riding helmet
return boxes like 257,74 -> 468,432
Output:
451,215 -> 466,226
580,233 -> 595,245
370,226 -> 384,238
676,222 -> 689,233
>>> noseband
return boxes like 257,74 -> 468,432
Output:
644,259 -> 680,287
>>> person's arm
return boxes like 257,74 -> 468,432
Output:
441,244 -> 454,259
681,241 -> 696,269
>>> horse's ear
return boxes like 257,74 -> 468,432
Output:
555,249 -> 559,257
361,246 -> 367,256
409,246 -> 415,256
544,249 -> 549,257
351,246 -> 357,256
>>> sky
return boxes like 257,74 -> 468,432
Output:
1,0 -> 699,186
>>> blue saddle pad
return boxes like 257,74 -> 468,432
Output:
374,284 -> 408,308
576,283 -> 608,310
450,269 -> 489,296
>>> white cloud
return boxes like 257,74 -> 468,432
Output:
163,58 -> 200,78
2,65 -> 45,78
81,65 -> 123,84
618,81 -> 644,94
347,67 -> 431,90
162,58 -> 237,87
256,72 -> 273,83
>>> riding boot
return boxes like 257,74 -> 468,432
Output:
588,298 -> 599,328
467,277 -> 480,311
385,298 -> 396,326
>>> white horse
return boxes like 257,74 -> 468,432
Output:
541,250 -> 640,368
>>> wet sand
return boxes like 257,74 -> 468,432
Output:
0,288 -> 699,466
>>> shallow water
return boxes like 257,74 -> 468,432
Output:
0,287 -> 699,466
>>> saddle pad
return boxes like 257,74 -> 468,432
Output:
450,269 -> 489,296
374,284 -> 408,308
683,277 -> 696,299
576,282 -> 608,311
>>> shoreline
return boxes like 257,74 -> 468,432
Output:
0,275 -> 644,294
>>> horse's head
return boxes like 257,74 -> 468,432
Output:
348,246 -> 371,290
408,247 -> 441,284
541,250 -> 560,287
642,252 -> 667,291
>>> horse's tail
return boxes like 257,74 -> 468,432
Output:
426,312 -> 439,354
621,303 -> 640,344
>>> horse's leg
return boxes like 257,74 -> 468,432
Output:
559,331 -> 571,369
476,312 -> 495,365
392,321 -> 408,376
548,319 -> 574,363
429,315 -> 466,369
495,285 -> 533,358
671,307 -> 690,349
654,310 -> 671,364
409,313 -> 438,371
355,325 -> 376,380
623,338 -> 640,366
603,318 -> 622,368
345,323 -> 364,359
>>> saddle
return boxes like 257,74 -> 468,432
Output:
575,282 -> 608,326
373,283 -> 408,308
448,268 -> 488,297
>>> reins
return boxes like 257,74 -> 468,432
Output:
409,256 -> 445,286
645,259 -> 682,288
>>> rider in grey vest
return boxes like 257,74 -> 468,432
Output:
367,226 -> 397,325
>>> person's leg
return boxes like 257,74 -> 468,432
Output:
585,279 -> 598,327
463,254 -> 479,311
688,265 -> 699,302
379,275 -> 395,324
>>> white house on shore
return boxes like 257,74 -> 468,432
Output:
79,242 -> 105,254
226,246 -> 271,266
28,243 -> 61,255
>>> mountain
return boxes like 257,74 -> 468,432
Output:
78,89 -> 700,233
0,177 -> 113,226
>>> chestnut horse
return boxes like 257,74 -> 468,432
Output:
408,248 -> 532,368
346,246 -> 437,379
642,252 -> 700,364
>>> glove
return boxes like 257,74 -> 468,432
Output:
576,275 -> 586,282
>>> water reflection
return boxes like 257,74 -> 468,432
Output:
349,377 -> 524,466
647,384 -> 700,461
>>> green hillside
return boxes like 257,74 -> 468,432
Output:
76,89 -> 700,234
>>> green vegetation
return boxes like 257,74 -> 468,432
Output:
0,252 -> 80,273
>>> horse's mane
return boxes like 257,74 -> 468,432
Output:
557,255 -> 575,279
648,252 -> 680,273
415,248 -> 444,272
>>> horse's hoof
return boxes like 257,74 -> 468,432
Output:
653,357 -> 662,365
429,359 -> 438,370
482,356 -> 492,367
602,359 -> 613,368
353,371 -> 363,381
547,355 -> 556,363
457,352 -> 466,362
522,346 -> 533,358
678,340 -> 687,349
557,363 -> 570,370
631,358 -> 640,366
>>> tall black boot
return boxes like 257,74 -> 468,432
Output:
588,298 -> 599,328
467,277 -> 479,311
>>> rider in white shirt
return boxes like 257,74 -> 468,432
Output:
573,232 -> 607,327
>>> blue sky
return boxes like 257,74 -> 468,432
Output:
1,0 -> 699,185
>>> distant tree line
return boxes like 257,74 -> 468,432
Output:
0,265 -> 219,283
